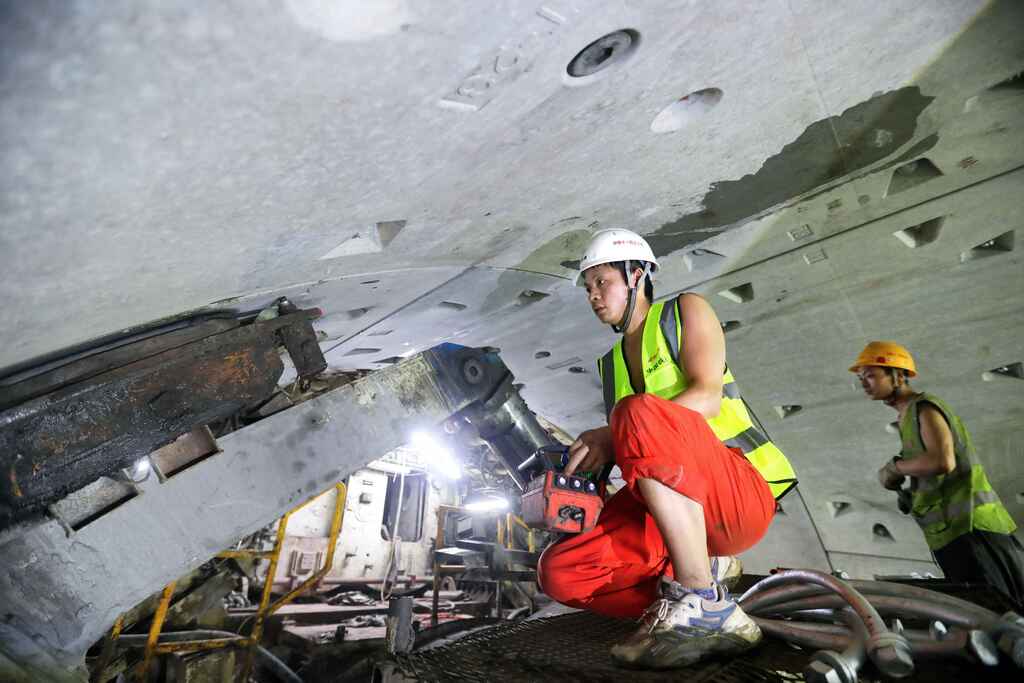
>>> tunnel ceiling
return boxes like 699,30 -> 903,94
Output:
2,0 -> 1023,576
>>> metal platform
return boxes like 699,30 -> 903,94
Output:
383,579 -> 1023,683
389,610 -> 804,682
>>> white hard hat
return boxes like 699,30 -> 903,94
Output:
575,229 -> 659,286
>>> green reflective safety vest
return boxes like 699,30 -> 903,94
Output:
899,393 -> 1016,550
598,299 -> 797,500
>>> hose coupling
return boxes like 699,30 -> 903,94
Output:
805,649 -> 860,683
868,631 -> 914,678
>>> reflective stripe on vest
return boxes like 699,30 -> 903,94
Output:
598,299 -> 798,500
900,393 -> 1016,550
724,426 -> 769,453
915,488 -> 1001,527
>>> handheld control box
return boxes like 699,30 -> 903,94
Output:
518,445 -> 605,534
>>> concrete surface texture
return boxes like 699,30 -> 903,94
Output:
2,0 -> 1023,582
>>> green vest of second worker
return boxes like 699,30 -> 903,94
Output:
899,392 -> 1016,550
598,299 -> 797,500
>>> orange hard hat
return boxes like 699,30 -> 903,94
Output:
849,341 -> 917,377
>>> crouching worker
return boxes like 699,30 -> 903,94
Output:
537,229 -> 797,669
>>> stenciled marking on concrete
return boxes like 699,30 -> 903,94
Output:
438,3 -> 576,111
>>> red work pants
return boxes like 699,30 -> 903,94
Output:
537,394 -> 775,618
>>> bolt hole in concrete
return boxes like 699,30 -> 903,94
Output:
774,404 -> 802,419
650,88 -> 723,134
982,361 -> 1023,381
961,229 -> 1015,263
830,501 -> 851,518
565,29 -> 640,81
719,282 -> 755,304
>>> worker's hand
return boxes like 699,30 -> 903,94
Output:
878,460 -> 904,491
564,426 -> 614,477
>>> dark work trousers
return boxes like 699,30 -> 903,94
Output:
933,530 -> 1024,606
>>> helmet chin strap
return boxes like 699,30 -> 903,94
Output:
612,261 -> 651,334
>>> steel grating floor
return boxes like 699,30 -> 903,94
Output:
384,579 -> 1023,682
389,610 -> 806,682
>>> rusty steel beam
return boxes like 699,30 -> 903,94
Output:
0,315 -> 241,412
0,308 -> 324,526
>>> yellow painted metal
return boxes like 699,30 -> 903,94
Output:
267,482 -> 347,614
109,614 -> 125,641
509,514 -> 529,531
128,482 -> 348,682
131,583 -> 252,679
502,513 -> 536,552
508,514 -> 535,553
137,581 -> 176,682
243,481 -> 347,680
248,509 -> 291,639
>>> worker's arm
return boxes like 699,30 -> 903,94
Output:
878,404 -> 957,489
894,404 -> 957,477
667,294 -> 725,419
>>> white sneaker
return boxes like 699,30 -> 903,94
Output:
711,555 -> 743,591
610,578 -> 761,669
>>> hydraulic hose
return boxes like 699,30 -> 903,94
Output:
756,619 -> 847,652
117,630 -> 303,683
740,580 -> 999,628
740,571 -> 888,646
739,569 -> 914,678
754,619 -> 973,661
747,594 -> 986,630
849,580 -> 1000,622
740,572 -> 1021,671
838,609 -> 868,670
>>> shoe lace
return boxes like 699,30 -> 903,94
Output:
642,599 -> 672,633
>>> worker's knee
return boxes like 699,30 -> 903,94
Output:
536,542 -> 588,605
611,394 -> 704,448
535,543 -> 566,596
609,393 -> 660,431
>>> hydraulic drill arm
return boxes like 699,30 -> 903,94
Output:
0,342 -> 554,682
